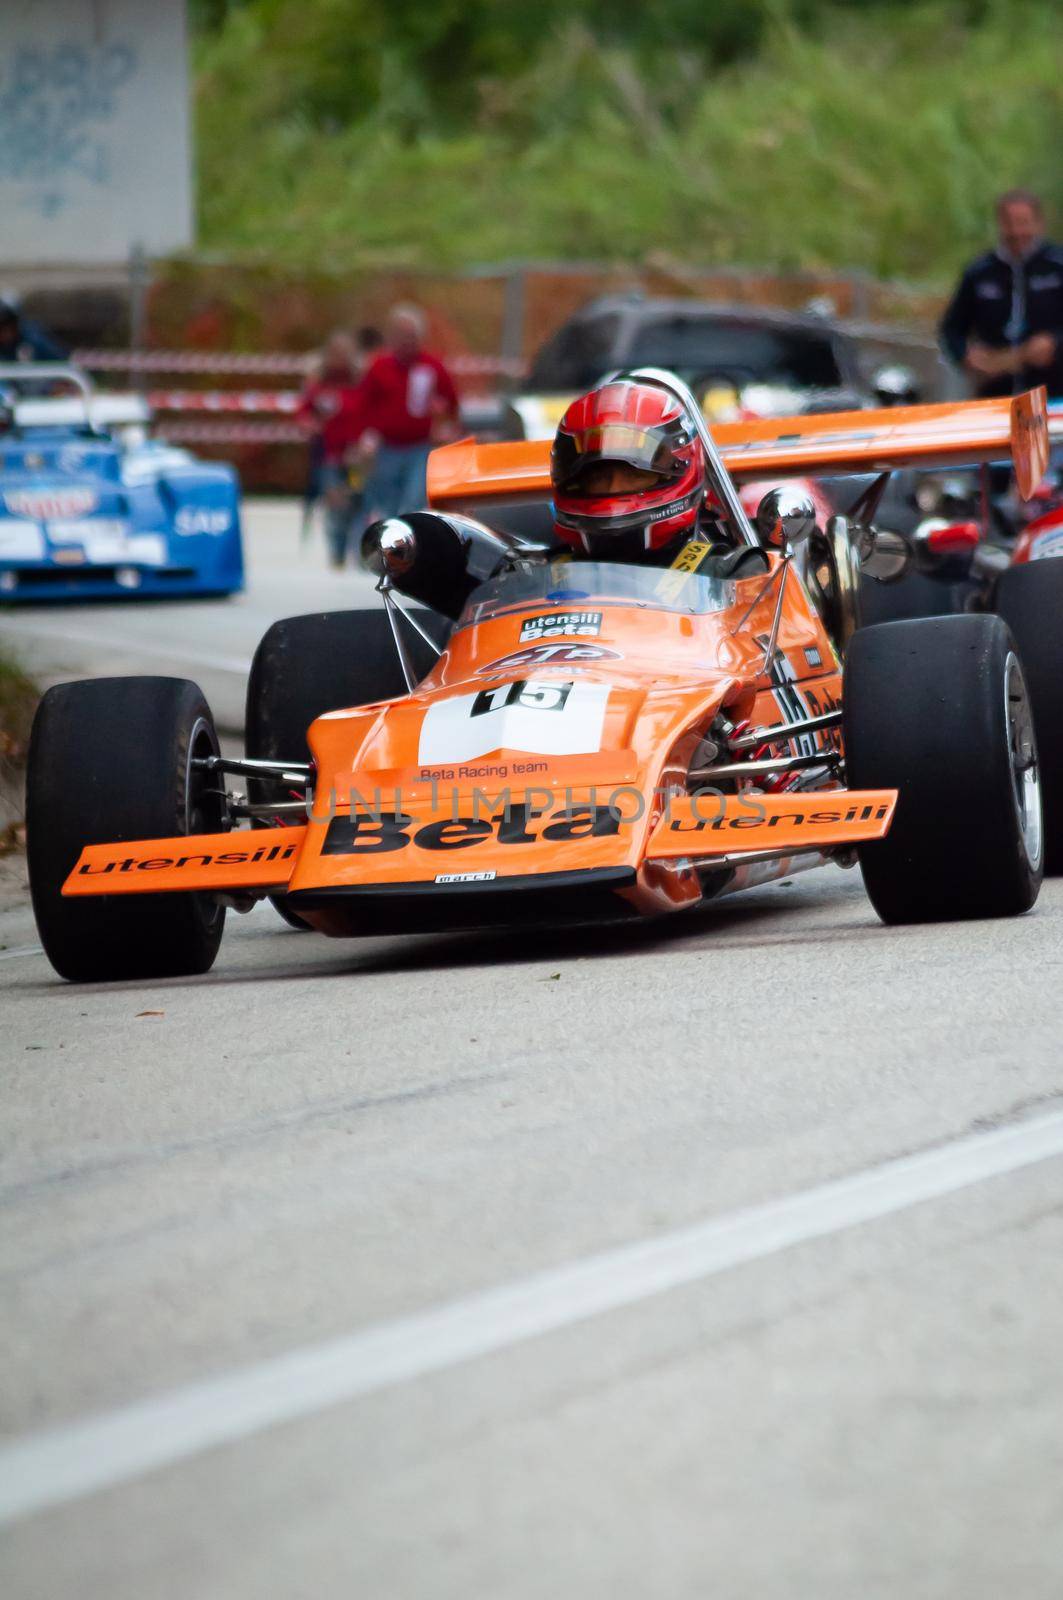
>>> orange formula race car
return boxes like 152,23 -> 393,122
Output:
25,371 -> 1050,982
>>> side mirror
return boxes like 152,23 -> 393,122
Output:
853,523 -> 911,583
362,516 -> 418,578
873,364 -> 921,406
363,515 -> 416,579
361,510 -> 515,620
755,487 -> 817,549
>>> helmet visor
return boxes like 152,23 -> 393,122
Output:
552,423 -> 684,498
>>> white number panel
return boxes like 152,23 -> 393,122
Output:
417,680 -> 610,765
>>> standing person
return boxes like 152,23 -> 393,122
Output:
940,190 -> 1063,398
0,292 -> 67,363
354,323 -> 383,371
296,331 -> 362,568
354,304 -> 460,526
329,325 -> 385,552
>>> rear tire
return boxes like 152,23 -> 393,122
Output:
994,559 -> 1063,873
844,615 -> 1042,923
245,607 -> 448,927
27,677 -> 227,981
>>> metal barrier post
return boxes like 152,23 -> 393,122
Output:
500,265 -> 526,393
128,244 -> 149,395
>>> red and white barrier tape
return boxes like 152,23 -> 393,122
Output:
74,348 -> 525,379
76,350 -> 309,376
147,389 -> 300,414
159,421 -> 306,445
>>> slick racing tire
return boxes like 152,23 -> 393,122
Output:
27,677 -> 228,982
844,615 -> 1042,923
993,560 -> 1063,874
245,607 -> 449,928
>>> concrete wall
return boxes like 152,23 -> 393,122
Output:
1,0 -> 192,266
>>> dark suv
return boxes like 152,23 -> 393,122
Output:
501,295 -> 915,438
534,296 -> 860,388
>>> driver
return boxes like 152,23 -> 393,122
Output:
549,380 -> 769,577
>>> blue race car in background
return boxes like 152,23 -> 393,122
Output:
0,365 -> 244,602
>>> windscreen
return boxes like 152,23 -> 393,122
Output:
626,317 -> 842,389
527,315 -> 622,390
457,560 -> 733,628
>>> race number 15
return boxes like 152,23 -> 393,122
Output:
470,680 -> 573,716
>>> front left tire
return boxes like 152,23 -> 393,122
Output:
27,676 -> 227,981
245,606 -> 449,928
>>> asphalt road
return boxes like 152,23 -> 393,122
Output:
1,501 -> 1062,1597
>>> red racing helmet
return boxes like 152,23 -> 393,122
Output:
550,381 -> 706,561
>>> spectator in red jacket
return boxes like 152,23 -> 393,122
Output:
297,331 -> 364,567
354,304 -> 460,527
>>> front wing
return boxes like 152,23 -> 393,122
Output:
63,790 -> 897,900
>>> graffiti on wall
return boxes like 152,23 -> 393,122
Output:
0,44 -> 138,216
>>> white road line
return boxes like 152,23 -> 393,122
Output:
0,618 -> 251,676
0,944 -> 43,963
2,1106 -> 1062,1526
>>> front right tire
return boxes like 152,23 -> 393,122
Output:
844,615 -> 1042,923
994,558 -> 1063,873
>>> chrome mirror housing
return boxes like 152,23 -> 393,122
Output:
362,517 -> 417,578
755,487 -> 818,549
852,522 -> 912,583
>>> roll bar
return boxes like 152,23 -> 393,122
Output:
618,365 -> 761,548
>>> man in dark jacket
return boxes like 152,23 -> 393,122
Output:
0,294 -> 67,364
940,191 -> 1063,398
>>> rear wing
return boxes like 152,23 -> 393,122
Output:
428,387 -> 1050,509
14,394 -> 150,430
0,361 -> 149,432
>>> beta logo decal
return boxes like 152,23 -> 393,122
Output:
519,610 -> 602,641
324,805 -> 625,856
418,679 -> 610,765
175,507 -> 231,536
6,487 -> 98,520
478,643 -> 620,676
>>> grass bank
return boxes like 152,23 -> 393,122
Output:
195,1 -> 1063,279
0,648 -> 39,849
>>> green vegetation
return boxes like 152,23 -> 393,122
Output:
0,649 -> 37,767
193,1 -> 1063,280
0,648 -> 38,851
